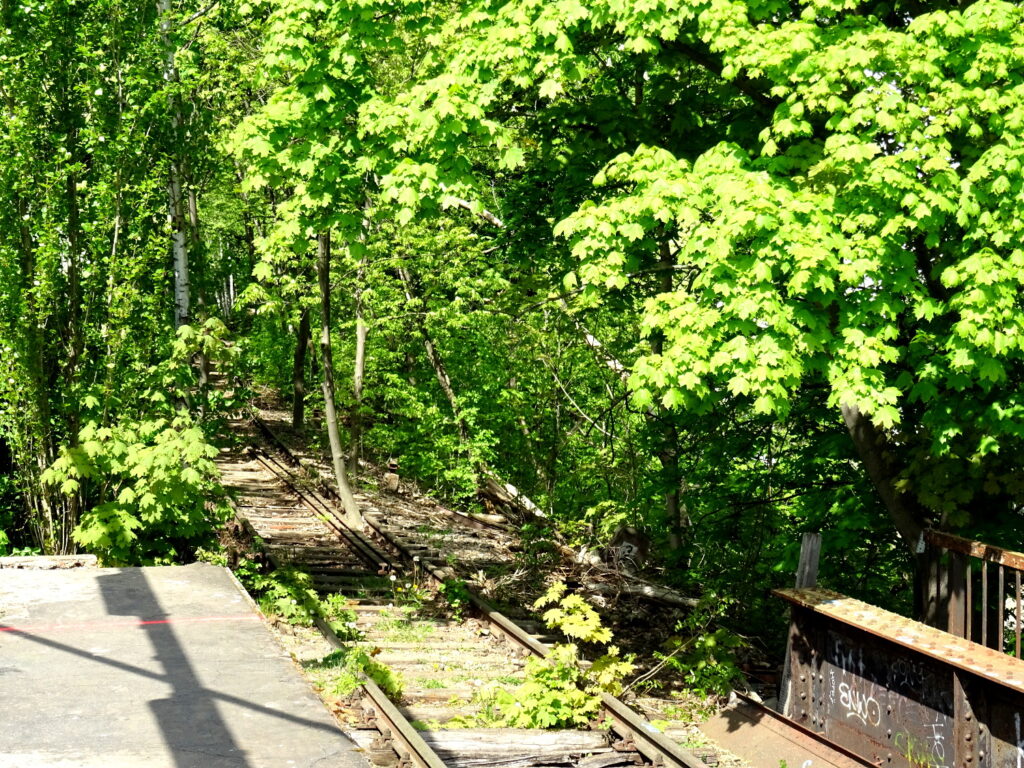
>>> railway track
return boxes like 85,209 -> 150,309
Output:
217,416 -> 874,768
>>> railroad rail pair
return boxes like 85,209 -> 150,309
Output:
244,437 -> 702,768
237,416 -> 879,768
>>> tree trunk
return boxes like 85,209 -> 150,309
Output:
292,307 -> 310,431
651,241 -> 685,551
840,403 -> 934,620
317,231 -> 361,527
840,403 -> 925,548
158,0 -> 190,329
350,256 -> 368,475
398,264 -> 469,443
186,182 -> 209,395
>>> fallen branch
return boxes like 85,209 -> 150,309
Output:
582,579 -> 698,609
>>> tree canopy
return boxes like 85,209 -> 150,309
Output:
1,0 -> 1022,632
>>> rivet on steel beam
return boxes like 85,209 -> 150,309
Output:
965,734 -> 972,742
800,693 -> 807,699
818,674 -> 823,682
886,730 -> 892,738
800,675 -> 806,682
964,712 -> 972,721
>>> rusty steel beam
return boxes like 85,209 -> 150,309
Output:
775,587 -> 1024,768
925,531 -> 1024,573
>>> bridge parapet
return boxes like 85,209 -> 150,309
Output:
775,587 -> 1024,768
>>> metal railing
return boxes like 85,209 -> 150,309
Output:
925,530 -> 1023,656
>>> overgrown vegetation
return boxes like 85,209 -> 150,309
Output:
629,595 -> 746,698
3,0 -> 1024,694
307,647 -> 403,701
233,558 -> 363,640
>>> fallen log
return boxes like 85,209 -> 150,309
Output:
582,580 -> 698,609
479,472 -> 549,524
0,555 -> 97,569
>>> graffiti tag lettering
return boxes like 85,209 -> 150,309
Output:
838,682 -> 881,727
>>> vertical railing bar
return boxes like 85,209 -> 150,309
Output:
982,559 -> 989,647
948,551 -> 966,639
966,557 -> 973,641
998,564 -> 1006,652
1016,569 -> 1021,659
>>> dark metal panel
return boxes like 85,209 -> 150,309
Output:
818,624 -> 954,768
779,588 -> 1024,768
974,682 -> 1023,768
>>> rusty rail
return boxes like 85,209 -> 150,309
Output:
314,616 -> 449,768
247,414 -> 716,768
776,586 -> 1024,768
924,530 -> 1024,657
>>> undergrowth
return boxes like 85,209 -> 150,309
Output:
232,557 -> 362,640
459,582 -> 634,729
309,647 -> 404,700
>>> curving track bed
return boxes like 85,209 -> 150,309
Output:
216,417 -> 873,768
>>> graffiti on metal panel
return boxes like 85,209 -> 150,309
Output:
823,631 -> 954,768
828,635 -> 881,727
893,730 -> 942,768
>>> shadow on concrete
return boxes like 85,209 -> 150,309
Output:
0,573 -> 345,760
98,568 -> 249,767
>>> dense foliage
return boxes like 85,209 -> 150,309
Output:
2,0 -> 1023,642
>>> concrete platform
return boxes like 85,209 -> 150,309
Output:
0,563 -> 368,768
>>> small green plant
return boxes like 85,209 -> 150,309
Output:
472,582 -> 634,728
321,593 -> 364,641
234,560 -> 322,627
7,545 -> 42,557
195,546 -> 228,566
310,648 -> 403,700
387,569 -> 431,612
439,579 -> 471,621
376,607 -> 435,643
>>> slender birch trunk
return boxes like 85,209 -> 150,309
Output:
158,0 -> 190,329
350,256 -> 368,475
317,231 -> 361,526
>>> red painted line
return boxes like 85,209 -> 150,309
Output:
0,615 -> 261,635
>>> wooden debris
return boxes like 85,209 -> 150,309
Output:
350,728 -> 612,767
577,752 -> 642,768
0,555 -> 97,569
582,580 -> 698,609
